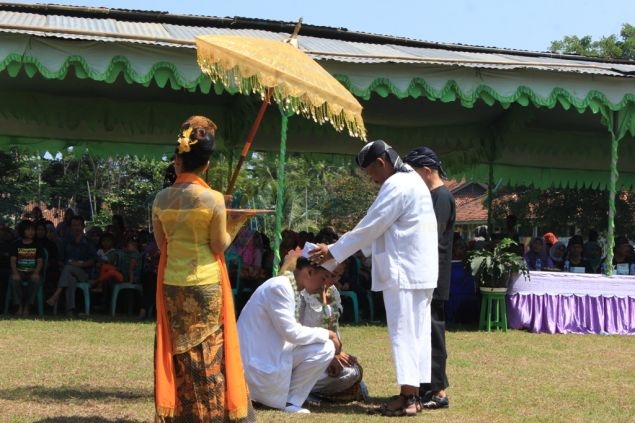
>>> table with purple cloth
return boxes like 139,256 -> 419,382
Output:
507,271 -> 635,335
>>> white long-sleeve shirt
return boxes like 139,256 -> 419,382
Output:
237,274 -> 331,409
329,168 -> 439,291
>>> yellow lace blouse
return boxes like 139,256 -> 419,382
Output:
152,180 -> 226,286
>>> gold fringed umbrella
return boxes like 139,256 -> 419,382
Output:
195,34 -> 366,141
196,31 -> 367,273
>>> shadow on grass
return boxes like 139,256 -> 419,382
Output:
257,400 -> 376,415
0,385 -> 151,401
0,313 -> 156,325
33,417 -> 142,423
447,322 -> 480,332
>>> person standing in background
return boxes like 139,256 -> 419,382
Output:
404,146 -> 456,410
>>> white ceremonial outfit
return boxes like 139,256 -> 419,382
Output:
237,274 -> 336,410
328,167 -> 439,386
329,168 -> 438,292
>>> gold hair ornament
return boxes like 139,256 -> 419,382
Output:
177,127 -> 198,153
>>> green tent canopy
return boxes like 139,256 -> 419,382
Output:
2,3 -> 634,268
0,23 -> 633,188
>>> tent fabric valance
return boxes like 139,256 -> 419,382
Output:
1,33 -> 634,133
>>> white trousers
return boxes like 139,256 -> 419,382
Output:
383,287 -> 434,387
287,341 -> 335,407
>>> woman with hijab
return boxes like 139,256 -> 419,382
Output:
547,241 -> 567,271
152,115 -> 255,422
523,237 -> 548,271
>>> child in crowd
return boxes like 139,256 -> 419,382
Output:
91,232 -> 123,292
119,237 -> 142,284
9,219 -> 44,316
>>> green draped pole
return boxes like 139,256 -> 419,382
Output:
486,159 -> 494,241
271,109 -> 290,275
605,111 -> 621,275
485,134 -> 496,241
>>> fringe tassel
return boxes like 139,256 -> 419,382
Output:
155,406 -> 175,420
228,405 -> 250,421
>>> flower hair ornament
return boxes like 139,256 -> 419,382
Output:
177,127 -> 198,154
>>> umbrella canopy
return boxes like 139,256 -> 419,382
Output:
195,34 -> 367,140
195,34 -> 367,272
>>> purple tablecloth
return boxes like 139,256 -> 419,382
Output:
507,271 -> 635,335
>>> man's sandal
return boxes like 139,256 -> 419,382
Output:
379,394 -> 419,417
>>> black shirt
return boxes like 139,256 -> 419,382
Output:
431,185 -> 456,300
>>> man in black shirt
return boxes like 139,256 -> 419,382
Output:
404,146 -> 456,410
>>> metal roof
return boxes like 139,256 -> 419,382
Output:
0,2 -> 634,77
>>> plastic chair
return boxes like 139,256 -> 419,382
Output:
53,281 -> 92,316
339,256 -> 361,323
225,252 -> 255,315
366,290 -> 375,322
4,249 -> 47,316
478,289 -> 507,332
110,283 -> 143,317
110,249 -> 144,317
225,251 -> 243,299
339,291 -> 360,323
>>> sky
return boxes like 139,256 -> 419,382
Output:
16,0 -> 635,52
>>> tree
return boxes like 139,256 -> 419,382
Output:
0,148 -> 29,222
491,186 -> 635,239
98,156 -> 166,229
549,23 -> 635,60
321,168 -> 377,233
230,152 -> 367,235
2,145 -> 377,242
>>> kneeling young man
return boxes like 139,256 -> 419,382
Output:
237,252 -> 341,414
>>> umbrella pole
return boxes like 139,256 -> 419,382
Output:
226,88 -> 273,196
272,110 -> 290,275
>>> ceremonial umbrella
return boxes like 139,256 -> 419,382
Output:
195,33 -> 367,272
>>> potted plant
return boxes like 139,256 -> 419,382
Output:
467,238 -> 529,291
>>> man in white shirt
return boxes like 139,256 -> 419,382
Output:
310,139 -> 438,416
237,250 -> 341,414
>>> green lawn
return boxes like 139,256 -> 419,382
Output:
1,316 -> 634,422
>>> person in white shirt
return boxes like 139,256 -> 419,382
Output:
237,248 -> 341,414
310,139 -> 438,417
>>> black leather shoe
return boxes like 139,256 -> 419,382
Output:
419,390 -> 433,403
422,395 -> 449,409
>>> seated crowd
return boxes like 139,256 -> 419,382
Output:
228,225 -> 376,321
457,222 -> 635,276
0,209 -> 161,318
1,208 -> 376,321
521,230 -> 635,274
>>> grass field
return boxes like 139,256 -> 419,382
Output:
1,315 -> 634,423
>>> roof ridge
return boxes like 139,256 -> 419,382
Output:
2,1 -> 634,65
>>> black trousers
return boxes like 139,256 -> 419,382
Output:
420,299 -> 449,394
